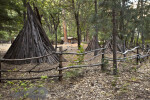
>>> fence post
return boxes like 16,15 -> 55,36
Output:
123,40 -> 126,57
58,47 -> 63,81
101,46 -> 105,71
136,47 -> 139,65
147,45 -> 149,59
148,52 -> 149,59
0,60 -> 1,83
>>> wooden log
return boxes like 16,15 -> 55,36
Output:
122,46 -> 139,55
60,48 -> 105,55
0,67 -> 56,73
58,47 -> 63,81
3,3 -> 59,65
123,40 -> 126,57
0,60 -> 1,83
112,5 -> 117,75
59,63 -> 103,70
1,52 -> 55,62
101,44 -> 105,71
137,47 -> 139,65
147,49 -> 150,59
0,75 -> 62,81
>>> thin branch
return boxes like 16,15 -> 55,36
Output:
1,51 -> 55,61
59,63 -> 103,70
0,67 -> 56,73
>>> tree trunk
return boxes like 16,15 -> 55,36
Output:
130,31 -> 135,46
112,4 -> 117,75
86,28 -> 90,42
141,0 -> 145,51
94,0 -> 99,56
136,31 -> 140,45
120,0 -> 125,52
72,0 -> 81,49
62,9 -> 68,43
75,12 -> 81,49
55,30 -> 57,50
50,13 -> 60,51
63,21 -> 68,43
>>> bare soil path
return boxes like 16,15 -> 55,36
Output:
45,60 -> 150,100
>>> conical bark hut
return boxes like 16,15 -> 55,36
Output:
3,3 -> 59,64
85,35 -> 100,55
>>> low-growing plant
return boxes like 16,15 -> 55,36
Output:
5,75 -> 49,99
102,59 -> 109,71
111,77 -> 118,87
131,67 -> 137,72
65,69 -> 82,78
120,82 -> 130,93
75,45 -> 85,65
130,76 -> 137,81
64,45 -> 85,79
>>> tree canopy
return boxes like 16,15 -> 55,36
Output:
0,0 -> 150,46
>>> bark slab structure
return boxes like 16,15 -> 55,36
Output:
85,36 -> 100,54
3,3 -> 59,65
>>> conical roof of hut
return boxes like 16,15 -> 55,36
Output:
3,3 -> 59,64
85,36 -> 100,51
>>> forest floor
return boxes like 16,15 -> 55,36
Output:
0,43 -> 150,100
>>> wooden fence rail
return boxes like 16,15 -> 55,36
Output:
123,46 -> 139,55
58,47 -> 63,81
0,52 -> 55,61
0,75 -> 62,81
116,46 -> 139,54
58,63 -> 103,71
0,67 -> 56,73
66,53 -> 102,63
0,60 -> 1,82
105,48 -> 150,63
58,48 -> 105,55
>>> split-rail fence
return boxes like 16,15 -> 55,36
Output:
0,46 -> 149,82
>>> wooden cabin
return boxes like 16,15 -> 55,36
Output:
61,37 -> 77,44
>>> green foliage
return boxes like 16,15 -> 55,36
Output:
130,76 -> 137,81
41,75 -> 48,79
111,77 -> 118,87
0,0 -> 23,40
103,59 -> 109,71
0,31 -> 9,40
7,81 -> 14,85
120,82 -> 130,93
75,45 -> 85,65
64,45 -> 85,79
145,40 -> 150,44
0,0 -> 150,44
131,67 -> 137,72
65,69 -> 82,78
4,75 -> 50,99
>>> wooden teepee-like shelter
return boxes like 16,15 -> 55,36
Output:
3,3 -> 59,64
85,35 -> 100,55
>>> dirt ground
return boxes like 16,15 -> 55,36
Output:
0,43 -> 87,57
0,43 -> 87,52
0,43 -> 150,100
0,44 -> 11,52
